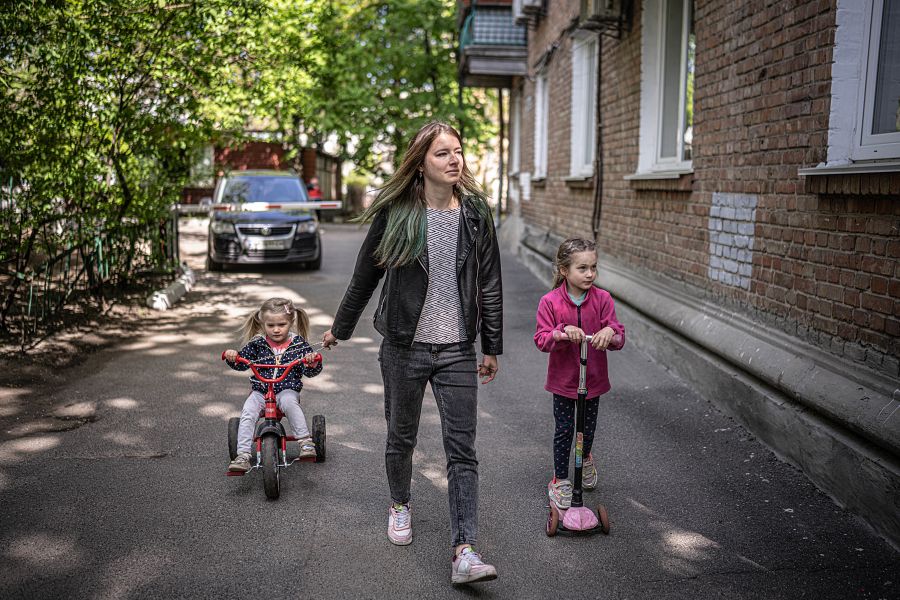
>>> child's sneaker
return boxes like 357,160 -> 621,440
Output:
548,477 -> 572,510
582,454 -> 598,490
451,546 -> 497,584
388,502 -> 412,545
228,452 -> 251,472
297,436 -> 316,459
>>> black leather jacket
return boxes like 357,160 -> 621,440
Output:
331,197 -> 503,355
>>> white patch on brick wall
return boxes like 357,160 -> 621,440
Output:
708,193 -> 757,290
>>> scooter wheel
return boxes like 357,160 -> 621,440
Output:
597,504 -> 610,535
546,504 -> 559,537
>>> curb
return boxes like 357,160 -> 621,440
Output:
146,262 -> 196,310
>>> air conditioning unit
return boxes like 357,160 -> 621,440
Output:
580,0 -> 622,24
514,0 -> 544,26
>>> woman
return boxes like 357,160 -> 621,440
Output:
322,121 -> 502,585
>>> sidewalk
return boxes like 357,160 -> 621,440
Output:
0,222 -> 896,599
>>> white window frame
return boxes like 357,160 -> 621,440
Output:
858,0 -> 900,159
632,0 -> 693,178
533,70 -> 549,179
819,0 -> 900,170
570,33 -> 598,178
511,90 -> 522,175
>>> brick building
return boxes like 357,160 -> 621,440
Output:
182,140 -> 342,206
458,0 -> 899,545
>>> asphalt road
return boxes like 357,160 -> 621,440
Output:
0,220 -> 897,599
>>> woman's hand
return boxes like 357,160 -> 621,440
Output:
591,327 -> 616,350
478,354 -> 498,384
322,329 -> 338,349
562,326 -> 585,344
224,349 -> 238,362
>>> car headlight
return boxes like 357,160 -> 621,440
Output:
210,220 -> 235,234
296,220 -> 318,234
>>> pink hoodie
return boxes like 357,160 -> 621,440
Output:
534,285 -> 625,399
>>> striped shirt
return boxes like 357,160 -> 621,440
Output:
414,207 -> 465,343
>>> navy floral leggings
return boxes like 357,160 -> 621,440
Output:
552,394 -> 600,480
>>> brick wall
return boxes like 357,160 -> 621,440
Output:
517,0 -> 899,376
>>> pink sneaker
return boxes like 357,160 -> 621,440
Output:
451,547 -> 497,584
388,503 -> 412,545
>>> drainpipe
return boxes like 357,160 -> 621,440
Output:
498,87 -> 505,227
591,38 -> 603,236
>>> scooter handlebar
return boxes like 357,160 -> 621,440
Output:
558,332 -> 624,349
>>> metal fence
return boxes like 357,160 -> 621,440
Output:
1,210 -> 180,349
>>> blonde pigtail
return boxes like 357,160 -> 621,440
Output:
294,307 -> 310,341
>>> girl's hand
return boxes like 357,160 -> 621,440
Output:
591,327 -> 616,350
302,352 -> 321,366
224,349 -> 238,362
322,329 -> 338,349
563,326 -> 585,344
478,354 -> 499,384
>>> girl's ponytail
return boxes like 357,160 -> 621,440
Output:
293,307 -> 310,340
238,311 -> 264,346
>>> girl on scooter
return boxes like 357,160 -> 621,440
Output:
224,297 -> 323,472
534,238 -> 625,511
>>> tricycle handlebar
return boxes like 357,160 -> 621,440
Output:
222,352 -> 303,384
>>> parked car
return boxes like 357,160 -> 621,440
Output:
206,170 -> 321,271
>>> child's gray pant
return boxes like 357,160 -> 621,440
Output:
236,389 -> 310,454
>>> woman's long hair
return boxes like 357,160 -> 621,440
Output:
238,297 -> 310,345
552,238 -> 597,289
356,121 -> 493,268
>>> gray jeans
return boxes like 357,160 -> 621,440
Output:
236,389 -> 310,454
379,340 -> 480,548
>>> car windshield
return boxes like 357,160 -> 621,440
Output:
220,175 -> 309,203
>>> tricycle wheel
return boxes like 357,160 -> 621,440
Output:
597,504 -> 610,534
227,417 -> 239,461
261,434 -> 280,500
312,414 -> 326,462
546,504 -> 559,537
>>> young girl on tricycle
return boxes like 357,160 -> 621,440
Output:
224,297 -> 322,473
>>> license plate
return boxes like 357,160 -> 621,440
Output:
246,239 -> 288,251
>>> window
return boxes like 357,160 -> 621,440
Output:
570,34 -> 598,177
859,0 -> 900,159
823,0 -> 900,167
633,0 -> 694,176
511,91 -> 522,175
533,70 -> 549,178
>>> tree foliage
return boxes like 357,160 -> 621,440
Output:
228,0 -> 496,175
0,0 -> 494,324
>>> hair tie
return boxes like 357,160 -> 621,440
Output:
284,304 -> 291,314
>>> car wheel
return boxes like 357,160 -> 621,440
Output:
306,253 -> 322,271
206,254 -> 222,272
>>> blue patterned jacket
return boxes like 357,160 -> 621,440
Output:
227,334 -> 322,394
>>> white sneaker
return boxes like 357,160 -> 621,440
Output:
297,436 -> 316,459
451,547 -> 497,584
388,503 -> 412,545
548,478 -> 572,510
583,454 -> 598,490
228,452 -> 251,472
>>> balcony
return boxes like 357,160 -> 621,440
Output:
458,3 -> 527,88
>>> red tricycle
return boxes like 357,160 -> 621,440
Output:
223,353 -> 326,500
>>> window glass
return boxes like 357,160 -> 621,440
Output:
872,0 -> 900,135
683,28 -> 695,161
221,176 -> 308,203
660,0 -> 684,159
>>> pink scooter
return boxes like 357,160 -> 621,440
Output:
546,333 -> 620,537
